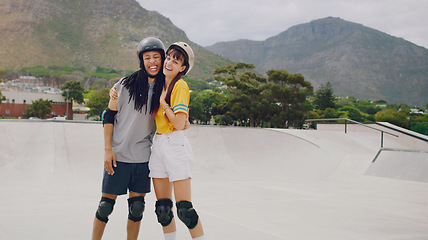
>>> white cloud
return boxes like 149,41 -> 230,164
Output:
137,0 -> 428,49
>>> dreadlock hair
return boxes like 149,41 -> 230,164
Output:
121,66 -> 165,114
165,47 -> 189,106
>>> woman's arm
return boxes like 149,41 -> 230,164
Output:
160,88 -> 187,130
164,108 -> 187,130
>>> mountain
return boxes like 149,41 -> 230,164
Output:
0,0 -> 232,80
206,17 -> 428,107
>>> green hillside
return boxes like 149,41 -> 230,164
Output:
0,0 -> 232,80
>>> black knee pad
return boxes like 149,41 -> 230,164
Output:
155,198 -> 174,227
176,201 -> 199,229
128,196 -> 145,222
96,197 -> 116,223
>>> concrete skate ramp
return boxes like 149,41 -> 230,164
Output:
187,126 -> 342,182
1,120 -> 427,240
366,148 -> 428,183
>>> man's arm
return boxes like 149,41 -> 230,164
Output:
103,124 -> 116,175
103,97 -> 118,175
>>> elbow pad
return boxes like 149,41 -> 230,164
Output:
102,108 -> 118,126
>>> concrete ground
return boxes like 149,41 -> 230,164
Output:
0,120 -> 427,240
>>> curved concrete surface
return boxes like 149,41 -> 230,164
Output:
0,120 -> 427,240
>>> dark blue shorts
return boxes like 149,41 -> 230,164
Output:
102,161 -> 151,195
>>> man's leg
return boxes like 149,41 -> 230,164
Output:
92,193 -> 117,240
127,192 -> 146,240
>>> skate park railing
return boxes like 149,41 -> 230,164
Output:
305,118 -> 399,148
376,121 -> 428,143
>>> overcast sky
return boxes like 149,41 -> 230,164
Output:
136,0 -> 428,49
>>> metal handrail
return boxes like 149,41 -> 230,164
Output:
305,118 -> 399,148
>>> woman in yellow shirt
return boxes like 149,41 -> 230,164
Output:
149,42 -> 205,240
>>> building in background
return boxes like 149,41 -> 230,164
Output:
0,76 -> 73,119
0,90 -> 72,119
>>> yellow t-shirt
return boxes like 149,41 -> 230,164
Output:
155,79 -> 189,134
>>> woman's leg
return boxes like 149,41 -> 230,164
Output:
173,178 -> 204,238
153,178 -> 176,234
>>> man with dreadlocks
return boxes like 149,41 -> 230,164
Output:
91,37 -> 166,240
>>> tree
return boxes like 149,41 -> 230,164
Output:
323,108 -> 339,118
313,82 -> 335,110
338,106 -> 364,122
375,109 -> 409,128
214,63 -> 268,127
398,104 -> 411,114
355,100 -> 382,115
189,89 -> 226,124
267,69 -> 313,128
0,90 -> 5,104
86,88 -> 110,120
25,99 -> 53,119
83,90 -> 99,100
61,80 -> 85,104
336,97 -> 357,109
188,91 -> 205,123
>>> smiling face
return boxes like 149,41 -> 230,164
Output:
163,50 -> 187,80
141,50 -> 163,77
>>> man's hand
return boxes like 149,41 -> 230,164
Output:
104,148 -> 117,175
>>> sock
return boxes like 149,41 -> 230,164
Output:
164,232 -> 176,240
193,236 -> 205,240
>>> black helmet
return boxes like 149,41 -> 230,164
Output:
137,37 -> 166,68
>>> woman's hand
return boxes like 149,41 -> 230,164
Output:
110,86 -> 118,99
160,86 -> 168,107
108,86 -> 119,111
183,108 -> 190,130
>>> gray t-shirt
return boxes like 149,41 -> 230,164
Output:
111,79 -> 156,163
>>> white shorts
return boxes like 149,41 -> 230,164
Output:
149,131 -> 194,182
